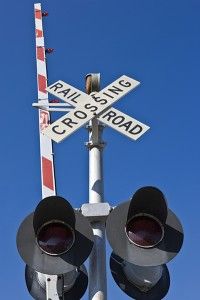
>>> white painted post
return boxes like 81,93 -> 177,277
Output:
86,74 -> 107,300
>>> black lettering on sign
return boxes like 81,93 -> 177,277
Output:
118,80 -> 131,87
119,121 -> 132,132
62,118 -> 78,128
112,116 -> 125,125
91,94 -> 107,105
58,88 -> 71,97
57,89 -> 81,104
102,92 -> 114,99
52,125 -> 66,135
84,103 -> 98,112
129,125 -> 143,135
74,111 -> 87,119
101,110 -> 116,121
108,85 -> 123,95
49,82 -> 63,91
70,93 -> 81,103
67,92 -> 77,99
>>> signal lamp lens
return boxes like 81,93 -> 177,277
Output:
37,221 -> 74,255
126,215 -> 164,248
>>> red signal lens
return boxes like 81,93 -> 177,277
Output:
126,215 -> 164,248
37,221 -> 74,255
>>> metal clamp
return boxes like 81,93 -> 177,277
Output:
81,202 -> 111,222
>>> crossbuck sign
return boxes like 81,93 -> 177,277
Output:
42,75 -> 150,143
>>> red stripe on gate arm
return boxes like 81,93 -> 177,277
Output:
35,10 -> 42,20
37,47 -> 45,61
36,29 -> 43,38
42,157 -> 54,190
38,74 -> 47,93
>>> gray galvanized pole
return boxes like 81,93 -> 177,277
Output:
85,74 -> 107,300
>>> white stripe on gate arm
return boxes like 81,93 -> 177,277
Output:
43,75 -> 140,143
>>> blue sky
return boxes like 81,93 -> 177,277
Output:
1,0 -> 200,299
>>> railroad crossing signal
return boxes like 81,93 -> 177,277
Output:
24,3 -> 183,299
106,186 -> 184,299
42,75 -> 150,143
17,196 -> 94,299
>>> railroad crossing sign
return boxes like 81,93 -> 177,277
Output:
42,75 -> 150,143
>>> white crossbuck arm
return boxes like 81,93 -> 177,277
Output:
42,75 -> 150,143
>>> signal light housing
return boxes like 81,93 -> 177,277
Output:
25,264 -> 88,300
106,186 -> 183,267
36,220 -> 75,255
125,214 -> 164,248
17,196 -> 94,275
106,186 -> 184,299
110,252 -> 170,300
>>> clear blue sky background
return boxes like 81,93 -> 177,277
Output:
1,0 -> 199,299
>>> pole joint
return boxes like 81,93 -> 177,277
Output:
86,123 -> 106,131
85,141 -> 106,150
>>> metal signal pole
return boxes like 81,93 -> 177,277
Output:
86,74 -> 107,300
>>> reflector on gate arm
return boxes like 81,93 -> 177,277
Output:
106,186 -> 184,299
